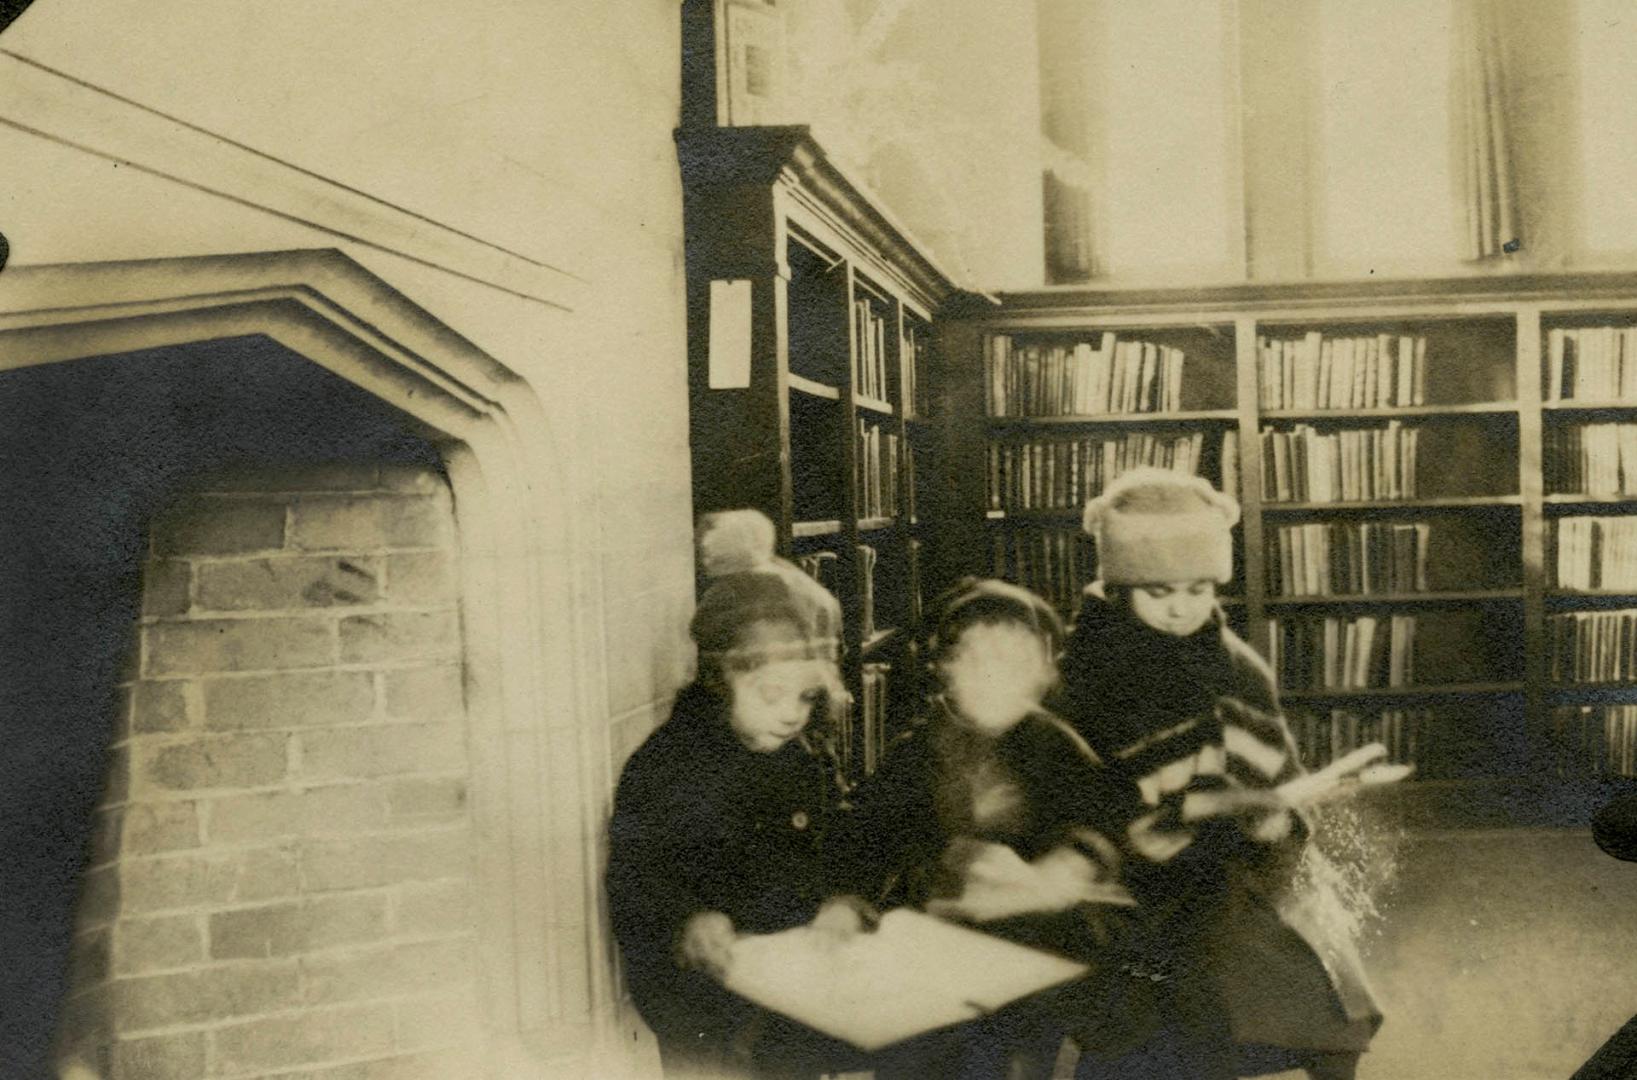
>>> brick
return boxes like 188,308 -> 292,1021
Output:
111,914 -> 203,975
109,1030 -> 206,1080
272,1049 -> 474,1080
298,724 -> 465,781
289,495 -> 447,552
89,808 -> 123,868
76,865 -> 120,927
69,927 -> 111,987
206,785 -> 388,844
197,555 -> 382,612
131,680 -> 190,734
121,846 -> 298,914
109,960 -> 300,1033
138,733 -> 288,791
301,938 -> 474,1005
338,612 -> 459,665
152,497 -> 287,556
205,462 -> 379,493
382,552 -> 457,606
143,617 -> 334,675
377,465 -> 444,495
117,625 -> 142,683
394,990 -> 481,1053
393,881 -> 471,938
299,830 -> 470,892
142,559 -> 192,617
210,1003 -> 394,1074
235,845 -> 303,903
101,745 -> 133,806
387,778 -> 467,824
208,894 -> 389,960
110,801 -> 201,856
203,671 -> 375,731
382,666 -> 463,723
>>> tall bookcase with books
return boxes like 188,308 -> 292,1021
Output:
949,275 -> 1637,824
678,125 -> 971,787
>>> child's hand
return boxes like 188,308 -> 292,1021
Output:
810,895 -> 881,940
927,843 -> 1134,922
678,911 -> 737,979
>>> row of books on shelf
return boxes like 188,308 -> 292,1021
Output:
794,539 -> 922,648
1552,704 -> 1637,778
853,298 -> 891,404
859,662 -> 891,777
1270,614 -> 1418,691
984,431 -> 1234,512
1547,325 -> 1637,404
856,421 -> 901,521
1290,707 -> 1424,770
1544,424 -> 1637,497
794,550 -> 839,594
984,334 -> 1187,418
903,324 -> 926,419
1258,332 -> 1428,411
990,528 -> 1087,616
1267,522 -> 1432,597
1547,609 -> 1637,683
1555,516 -> 1637,591
1262,423 -> 1421,504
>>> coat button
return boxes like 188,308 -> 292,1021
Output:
791,810 -> 810,830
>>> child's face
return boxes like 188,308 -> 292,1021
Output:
724,620 -> 832,753
1128,578 -> 1217,637
940,621 -> 1054,736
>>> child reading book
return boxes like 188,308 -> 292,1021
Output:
1060,467 -> 1382,1080
606,510 -> 866,1080
838,577 -> 1135,1079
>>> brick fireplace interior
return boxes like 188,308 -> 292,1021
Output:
2,334 -> 483,1078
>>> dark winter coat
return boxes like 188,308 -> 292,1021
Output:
605,681 -> 845,1058
836,703 -> 1138,1001
1059,591 -> 1383,1055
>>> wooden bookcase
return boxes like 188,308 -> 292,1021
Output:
678,125 -> 978,783
943,274 -> 1637,825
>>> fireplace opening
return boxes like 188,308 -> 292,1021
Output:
3,333 -> 483,1077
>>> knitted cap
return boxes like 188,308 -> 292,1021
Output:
1081,467 -> 1239,585
929,577 -> 1065,659
691,510 -> 842,662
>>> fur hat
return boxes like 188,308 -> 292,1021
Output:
690,510 -> 842,662
1081,467 -> 1239,586
929,576 -> 1065,659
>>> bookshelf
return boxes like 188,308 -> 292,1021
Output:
678,125 -> 977,785
945,274 -> 1637,825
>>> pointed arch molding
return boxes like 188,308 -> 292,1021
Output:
0,248 -> 617,1067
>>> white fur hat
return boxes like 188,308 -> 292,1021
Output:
1081,467 -> 1239,585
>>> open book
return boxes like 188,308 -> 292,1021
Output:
720,909 -> 1088,1051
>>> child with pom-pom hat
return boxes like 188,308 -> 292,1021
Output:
1061,468 -> 1382,1080
606,510 -> 868,1079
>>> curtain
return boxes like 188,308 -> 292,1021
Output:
1451,0 -> 1522,260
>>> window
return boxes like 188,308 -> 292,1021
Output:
1577,0 -> 1637,254
1314,0 -> 1459,272
1096,0 -> 1239,279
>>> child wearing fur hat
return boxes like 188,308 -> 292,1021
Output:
836,577 -> 1139,1079
606,511 -> 870,1080
1059,468 -> 1381,1080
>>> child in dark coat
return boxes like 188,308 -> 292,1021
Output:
1060,468 -> 1382,1080
840,578 -> 1137,1079
606,511 -> 866,1080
